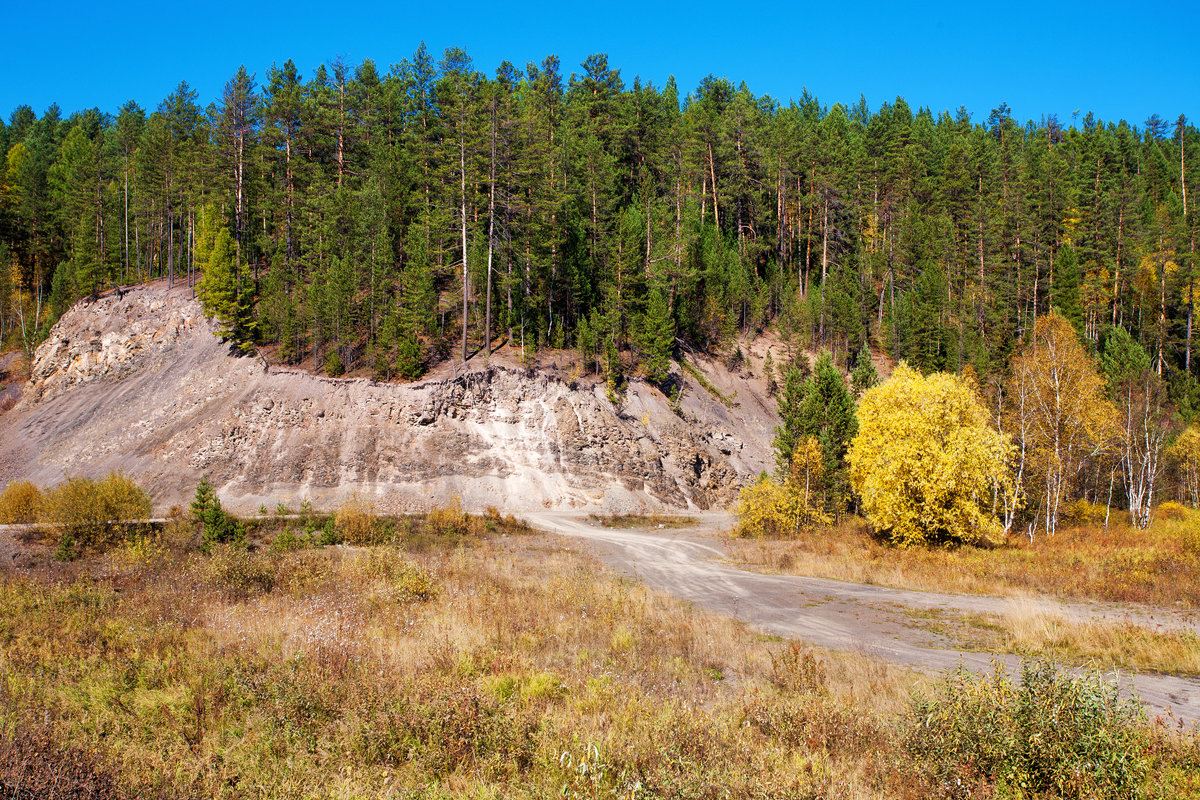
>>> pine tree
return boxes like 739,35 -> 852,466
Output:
851,342 -> 878,395
763,349 -> 777,396
638,286 -> 674,383
773,364 -> 807,473
797,352 -> 859,511
190,477 -> 240,550
197,225 -> 253,349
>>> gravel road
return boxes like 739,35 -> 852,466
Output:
527,511 -> 1200,723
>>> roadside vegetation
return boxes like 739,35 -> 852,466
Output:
0,472 -> 152,559
735,311 -> 1200,616
907,600 -> 1200,678
728,505 -> 1200,607
587,512 -> 699,529
2,479 -> 1198,797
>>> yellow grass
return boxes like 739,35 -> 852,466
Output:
728,508 -> 1200,607
930,598 -> 1200,677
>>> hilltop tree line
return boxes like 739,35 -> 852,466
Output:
0,46 -> 1195,389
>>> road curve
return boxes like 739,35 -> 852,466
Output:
525,512 -> 1200,723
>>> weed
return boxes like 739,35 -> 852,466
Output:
335,493 -> 386,545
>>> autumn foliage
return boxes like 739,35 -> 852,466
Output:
735,437 -> 831,537
849,363 -> 1012,547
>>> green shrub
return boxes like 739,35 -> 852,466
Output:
270,527 -> 308,553
319,518 -> 343,546
190,477 -> 242,551
905,660 -> 1151,799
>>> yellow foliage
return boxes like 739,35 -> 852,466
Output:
43,472 -> 153,553
1060,498 -> 1107,525
425,495 -> 482,537
0,480 -> 43,524
734,470 -> 831,538
1156,501 -> 1187,521
787,436 -> 825,508
848,363 -> 1013,547
1008,313 -> 1117,534
335,492 -> 385,545
1170,425 -> 1200,507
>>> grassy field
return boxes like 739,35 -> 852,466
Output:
1,509 -> 1198,798
727,507 -> 1200,608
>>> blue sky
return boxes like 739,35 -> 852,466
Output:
2,0 -> 1197,129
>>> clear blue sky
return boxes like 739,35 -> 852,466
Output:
2,0 -> 1197,129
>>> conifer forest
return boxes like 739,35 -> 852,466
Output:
2,48 -> 1200,527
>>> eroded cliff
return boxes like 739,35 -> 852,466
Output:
0,282 -> 777,512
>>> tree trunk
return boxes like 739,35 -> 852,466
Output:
485,98 -> 496,356
707,144 -> 720,229
460,133 -> 469,362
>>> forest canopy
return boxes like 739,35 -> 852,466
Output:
0,46 -> 1195,397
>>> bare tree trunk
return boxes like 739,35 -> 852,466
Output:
485,98 -> 496,356
123,162 -> 129,282
1113,204 -> 1124,326
460,133 -> 469,363
707,144 -> 720,229
167,196 -> 174,288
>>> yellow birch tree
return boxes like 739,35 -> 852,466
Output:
848,363 -> 1013,547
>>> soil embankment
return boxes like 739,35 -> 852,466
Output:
0,281 -> 776,513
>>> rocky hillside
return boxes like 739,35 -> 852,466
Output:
0,282 -> 778,513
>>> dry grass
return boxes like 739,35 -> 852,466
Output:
0,523 -> 919,798
914,599 -> 1200,677
728,508 -> 1200,608
1,509 -> 1196,798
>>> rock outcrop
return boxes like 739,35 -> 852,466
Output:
0,282 -> 777,513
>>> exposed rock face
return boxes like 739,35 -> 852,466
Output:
0,283 -> 776,513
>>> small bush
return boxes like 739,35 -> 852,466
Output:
205,544 -> 276,600
44,472 -> 153,557
0,480 -> 43,524
905,660 -> 1151,799
1158,500 -> 1188,521
335,493 -> 385,545
346,548 -> 438,602
270,526 -> 309,553
733,474 -> 829,538
190,477 -> 242,551
1061,498 -> 1109,525
770,643 -> 828,694
425,497 -> 482,538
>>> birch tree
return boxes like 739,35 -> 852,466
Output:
1010,312 -> 1116,534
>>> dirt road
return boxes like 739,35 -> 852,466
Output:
527,512 -> 1200,723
